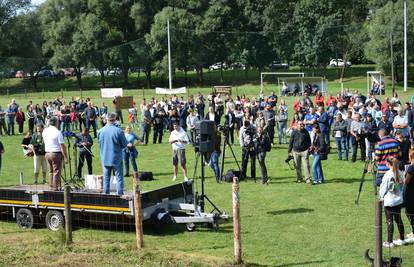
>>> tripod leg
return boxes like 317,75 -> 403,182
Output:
227,139 -> 242,173
220,135 -> 227,181
355,161 -> 368,205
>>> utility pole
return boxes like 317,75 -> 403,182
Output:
167,18 -> 172,90
390,32 -> 395,94
404,0 -> 408,92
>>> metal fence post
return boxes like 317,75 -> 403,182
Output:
133,172 -> 144,249
233,177 -> 242,264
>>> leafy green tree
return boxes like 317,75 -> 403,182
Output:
365,0 -> 414,80
41,0 -> 89,89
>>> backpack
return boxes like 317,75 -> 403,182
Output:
223,169 -> 242,183
263,135 -> 271,152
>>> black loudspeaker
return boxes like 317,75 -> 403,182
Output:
199,120 -> 215,153
138,171 -> 154,181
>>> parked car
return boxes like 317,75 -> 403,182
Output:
105,68 -> 121,76
85,69 -> 101,76
269,61 -> 289,70
230,62 -> 246,70
15,70 -> 25,78
179,65 -> 197,72
329,59 -> 351,67
208,62 -> 228,71
60,68 -> 76,77
35,69 -> 56,77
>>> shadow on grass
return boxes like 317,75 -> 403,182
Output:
324,178 -> 362,184
267,208 -> 314,216
271,260 -> 327,267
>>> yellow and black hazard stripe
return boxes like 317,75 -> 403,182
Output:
0,199 -> 130,213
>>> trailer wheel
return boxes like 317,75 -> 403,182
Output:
16,208 -> 35,229
208,221 -> 219,231
45,210 -> 64,231
186,223 -> 196,232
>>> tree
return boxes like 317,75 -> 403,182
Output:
41,0 -> 89,89
130,0 -> 166,88
365,0 -> 414,80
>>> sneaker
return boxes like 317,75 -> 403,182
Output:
172,175 -> 177,181
406,235 -> 414,243
393,239 -> 406,246
306,178 -> 311,184
184,176 -> 189,182
297,179 -> 303,183
383,241 -> 394,248
406,232 -> 414,239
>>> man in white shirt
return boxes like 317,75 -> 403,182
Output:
169,122 -> 189,181
43,116 -> 68,190
393,106 -> 409,138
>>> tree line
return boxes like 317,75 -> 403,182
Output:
0,0 -> 413,90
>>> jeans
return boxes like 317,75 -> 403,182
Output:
312,153 -> 324,183
140,123 -> 150,145
277,120 -> 287,144
103,164 -> 124,195
7,118 -> 14,135
208,151 -> 220,181
257,151 -> 268,183
86,119 -> 97,138
350,135 -> 366,162
123,149 -> 138,175
335,136 -> 348,160
60,122 -> 71,132
320,131 -> 329,146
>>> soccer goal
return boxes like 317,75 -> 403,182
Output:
367,71 -> 385,95
260,72 -> 305,96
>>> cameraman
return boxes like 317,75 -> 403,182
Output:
208,128 -> 222,183
240,120 -> 256,180
288,121 -> 312,183
254,127 -> 271,184
76,128 -> 93,177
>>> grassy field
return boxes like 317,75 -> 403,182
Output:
1,71 -> 414,266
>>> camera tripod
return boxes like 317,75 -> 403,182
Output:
355,158 -> 378,205
192,151 -> 225,214
62,135 -> 91,189
219,127 -> 242,182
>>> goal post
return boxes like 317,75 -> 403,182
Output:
260,72 -> 305,95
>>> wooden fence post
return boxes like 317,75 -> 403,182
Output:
233,177 -> 242,264
64,185 -> 73,245
374,199 -> 383,267
133,171 -> 144,249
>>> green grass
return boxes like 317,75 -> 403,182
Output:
0,72 -> 414,266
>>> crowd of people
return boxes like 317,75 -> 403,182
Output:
3,87 -> 414,247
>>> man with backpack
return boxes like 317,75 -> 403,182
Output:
254,127 -> 271,185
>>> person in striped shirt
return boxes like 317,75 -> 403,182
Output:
375,129 -> 401,186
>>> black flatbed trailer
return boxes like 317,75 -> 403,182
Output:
0,181 -> 225,231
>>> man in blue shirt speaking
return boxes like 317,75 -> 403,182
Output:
98,112 -> 127,195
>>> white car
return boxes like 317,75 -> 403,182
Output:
208,62 -> 228,71
329,59 -> 351,67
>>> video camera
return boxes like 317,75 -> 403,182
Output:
63,131 -> 80,140
285,155 -> 294,164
